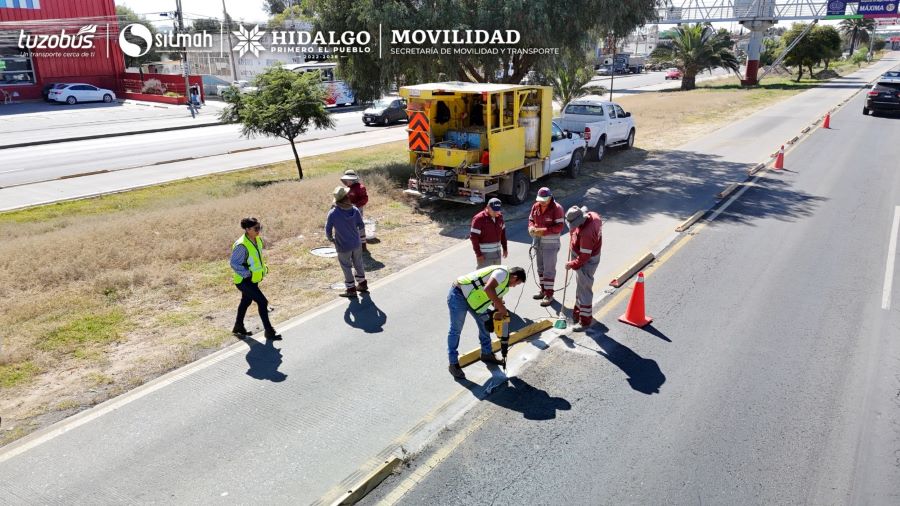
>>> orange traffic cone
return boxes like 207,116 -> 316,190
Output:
773,145 -> 785,170
823,112 -> 831,129
618,272 -> 653,328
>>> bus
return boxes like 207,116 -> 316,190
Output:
282,62 -> 355,107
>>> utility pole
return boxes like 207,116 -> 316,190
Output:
175,0 -> 195,117
222,0 -> 238,81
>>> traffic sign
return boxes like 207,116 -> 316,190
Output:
859,0 -> 899,18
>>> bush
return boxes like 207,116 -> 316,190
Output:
141,79 -> 167,95
851,47 -> 869,67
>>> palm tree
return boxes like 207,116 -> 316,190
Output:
650,23 -> 740,90
839,18 -> 875,55
547,64 -> 607,108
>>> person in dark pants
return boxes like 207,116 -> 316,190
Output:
230,217 -> 282,340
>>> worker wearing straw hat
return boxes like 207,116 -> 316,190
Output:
341,169 -> 369,252
326,186 -> 368,298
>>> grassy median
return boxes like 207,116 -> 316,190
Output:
0,59 -> 880,445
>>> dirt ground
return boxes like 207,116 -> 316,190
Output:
0,68 -> 857,446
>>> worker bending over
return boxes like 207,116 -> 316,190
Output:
446,265 -> 526,379
565,205 -> 603,332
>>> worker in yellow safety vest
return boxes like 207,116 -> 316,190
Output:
446,265 -> 526,379
230,217 -> 281,341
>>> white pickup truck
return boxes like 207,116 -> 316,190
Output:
555,97 -> 636,161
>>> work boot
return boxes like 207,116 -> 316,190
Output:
480,352 -> 504,365
356,281 -> 369,293
573,318 -> 592,333
540,295 -> 553,307
448,363 -> 466,379
532,290 -> 545,300
361,243 -> 369,253
231,326 -> 251,338
264,329 -> 283,341
339,287 -> 358,298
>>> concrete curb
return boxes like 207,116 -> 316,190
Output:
716,182 -> 741,200
458,319 -> 553,367
0,120 -> 224,150
331,457 -> 401,506
675,210 -> 706,232
609,252 -> 655,288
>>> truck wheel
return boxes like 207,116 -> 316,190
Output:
566,149 -> 583,179
862,107 -> 869,115
594,136 -> 606,161
624,129 -> 635,149
504,172 -> 530,205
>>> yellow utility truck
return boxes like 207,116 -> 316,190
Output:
399,82 -> 587,204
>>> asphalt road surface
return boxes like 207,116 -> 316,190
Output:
368,88 -> 900,503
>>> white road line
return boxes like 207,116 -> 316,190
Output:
883,206 -> 900,310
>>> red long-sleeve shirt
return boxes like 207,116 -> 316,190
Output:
568,212 -> 603,269
347,181 -> 368,209
528,201 -> 565,236
469,209 -> 507,256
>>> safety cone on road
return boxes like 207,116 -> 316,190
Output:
618,272 -> 653,328
774,145 -> 785,170
823,112 -> 831,129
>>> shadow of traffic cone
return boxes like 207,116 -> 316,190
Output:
774,145 -> 785,170
618,272 -> 653,328
823,112 -> 831,129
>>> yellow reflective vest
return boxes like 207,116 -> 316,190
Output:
456,265 -> 510,313
232,234 -> 267,284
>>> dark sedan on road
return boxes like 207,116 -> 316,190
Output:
362,98 -> 407,126
863,79 -> 900,116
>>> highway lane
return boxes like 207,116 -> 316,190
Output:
590,67 -> 735,96
368,89 -> 900,503
0,109 -> 384,187
1,71 -> 736,189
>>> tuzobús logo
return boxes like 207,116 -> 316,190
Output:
119,23 -> 153,58
18,25 -> 97,50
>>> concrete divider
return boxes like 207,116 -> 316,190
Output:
610,252 -> 655,288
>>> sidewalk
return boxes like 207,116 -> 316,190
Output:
0,99 -> 224,149
0,55 -> 895,504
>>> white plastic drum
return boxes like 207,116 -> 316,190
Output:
519,106 -> 540,157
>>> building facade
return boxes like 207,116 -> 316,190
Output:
0,0 -> 125,100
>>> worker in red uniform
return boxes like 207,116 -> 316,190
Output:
470,198 -> 508,268
341,169 -> 369,252
565,205 -> 603,332
528,187 -> 565,307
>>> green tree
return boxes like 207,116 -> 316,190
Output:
781,24 -> 841,81
220,68 -> 335,180
760,38 -> 779,67
649,23 -> 740,90
873,38 -> 886,52
312,0 -> 658,103
116,6 -> 161,69
839,18 -> 875,55
813,26 -> 843,71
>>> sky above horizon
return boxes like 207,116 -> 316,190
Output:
116,0 -> 269,24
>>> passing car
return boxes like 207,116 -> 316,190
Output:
881,71 -> 900,80
215,80 -> 258,96
201,75 -> 231,97
48,83 -> 116,105
863,78 -> 900,116
362,97 -> 407,126
665,68 -> 683,80
555,97 -> 636,161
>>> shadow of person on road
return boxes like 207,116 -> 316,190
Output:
456,373 -> 571,421
343,293 -> 387,333
243,338 -> 287,382
587,323 -> 665,395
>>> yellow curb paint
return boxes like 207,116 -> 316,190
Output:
675,209 -> 706,232
459,319 -> 553,368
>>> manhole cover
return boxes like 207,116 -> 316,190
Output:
310,246 -> 337,258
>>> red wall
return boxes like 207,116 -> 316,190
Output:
0,0 -> 125,99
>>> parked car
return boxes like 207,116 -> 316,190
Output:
362,97 -> 407,126
665,68 -> 683,80
48,83 -> 116,105
555,97 -> 636,161
863,77 -> 900,116
41,82 -> 64,102
597,65 -> 613,76
201,75 -> 231,97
